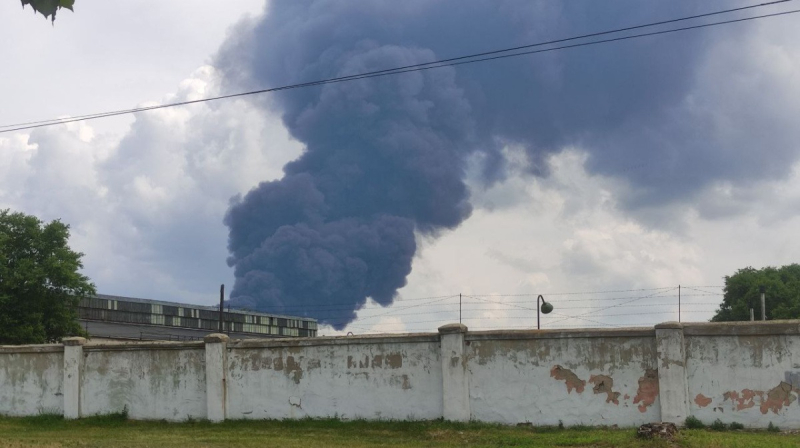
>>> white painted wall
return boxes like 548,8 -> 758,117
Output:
466,331 -> 660,426
225,336 -> 443,420
0,348 -> 63,416
686,328 -> 800,428
80,344 -> 206,421
2,321 -> 800,428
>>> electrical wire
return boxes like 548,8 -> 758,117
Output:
1,2 -> 796,134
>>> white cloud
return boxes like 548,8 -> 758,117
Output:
1,65 -> 301,305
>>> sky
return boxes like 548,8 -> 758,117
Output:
1,0 -> 799,334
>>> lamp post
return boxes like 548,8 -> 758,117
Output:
537,294 -> 553,330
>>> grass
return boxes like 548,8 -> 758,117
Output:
0,415 -> 798,448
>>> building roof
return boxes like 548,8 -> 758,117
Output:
95,293 -> 317,323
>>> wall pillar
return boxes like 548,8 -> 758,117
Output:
204,333 -> 229,422
655,322 -> 689,424
62,337 -> 86,419
438,323 -> 470,422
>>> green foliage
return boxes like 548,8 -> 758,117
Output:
729,422 -> 745,430
0,209 -> 94,344
709,419 -> 727,431
712,264 -> 800,322
684,416 -> 705,429
1,417 -> 797,448
20,0 -> 75,23
767,422 -> 780,432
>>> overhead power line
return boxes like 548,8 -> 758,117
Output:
0,1 -> 796,134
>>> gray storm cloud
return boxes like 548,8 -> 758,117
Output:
216,0 -> 800,328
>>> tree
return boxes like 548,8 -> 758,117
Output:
20,0 -> 74,23
712,264 -> 800,322
0,209 -> 94,344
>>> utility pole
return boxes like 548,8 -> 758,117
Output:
219,284 -> 225,333
678,285 -> 681,323
760,285 -> 766,321
459,293 -> 462,324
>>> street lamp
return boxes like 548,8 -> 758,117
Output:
537,294 -> 553,330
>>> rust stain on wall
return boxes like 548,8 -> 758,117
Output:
759,382 -> 796,414
386,354 -> 403,369
633,369 -> 659,413
694,393 -> 712,408
550,365 -> 585,394
307,359 -> 321,371
388,374 -> 411,390
589,375 -> 620,404
285,356 -> 303,384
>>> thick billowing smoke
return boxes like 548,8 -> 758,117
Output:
222,43 -> 474,328
217,0 -> 799,327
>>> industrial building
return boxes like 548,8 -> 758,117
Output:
78,294 -> 317,341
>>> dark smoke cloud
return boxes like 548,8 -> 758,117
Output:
221,43 -> 474,328
217,0 -> 799,327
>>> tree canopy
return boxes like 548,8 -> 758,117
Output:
712,264 -> 800,322
20,0 -> 74,23
0,209 -> 94,344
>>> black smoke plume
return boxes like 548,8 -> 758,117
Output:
218,0 -> 798,328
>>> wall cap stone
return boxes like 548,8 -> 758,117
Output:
229,333 -> 439,349
62,337 -> 87,346
84,341 -> 205,352
438,323 -> 468,334
0,344 -> 63,353
204,333 -> 230,343
655,322 -> 684,330
682,320 -> 800,336
466,327 -> 654,341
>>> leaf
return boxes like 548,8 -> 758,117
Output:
20,0 -> 75,23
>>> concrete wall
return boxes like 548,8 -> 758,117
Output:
0,346 -> 63,416
684,322 -> 800,428
2,321 -> 800,428
466,329 -> 660,426
225,335 -> 443,420
80,342 -> 207,420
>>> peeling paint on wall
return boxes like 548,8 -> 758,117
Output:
694,393 -> 712,408
723,389 -> 761,411
550,365 -> 585,394
633,369 -> 659,413
760,382 -> 797,415
589,375 -> 620,405
720,381 -> 800,415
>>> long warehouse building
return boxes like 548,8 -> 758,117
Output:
78,294 -> 318,341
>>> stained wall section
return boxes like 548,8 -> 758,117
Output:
466,330 -> 660,426
225,335 -> 443,420
2,321 -> 800,428
0,347 -> 63,416
80,343 -> 207,420
684,322 -> 800,428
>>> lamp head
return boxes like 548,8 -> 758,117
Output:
540,301 -> 553,314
